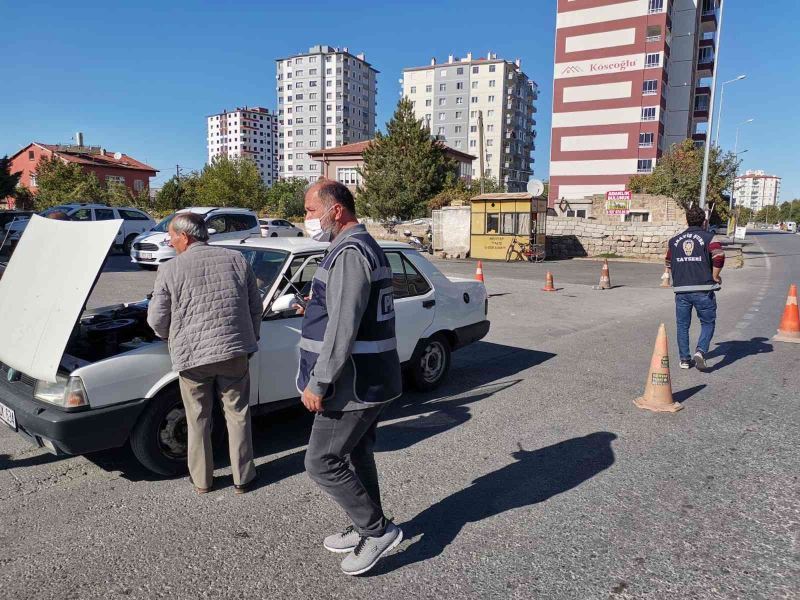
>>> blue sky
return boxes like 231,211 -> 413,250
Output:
2,1 -> 797,199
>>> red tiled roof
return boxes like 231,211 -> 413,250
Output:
308,139 -> 476,162
36,143 -> 158,173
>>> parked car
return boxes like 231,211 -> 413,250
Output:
259,218 -> 304,237
2,204 -> 155,254
0,219 -> 490,475
0,210 -> 34,232
130,207 -> 260,269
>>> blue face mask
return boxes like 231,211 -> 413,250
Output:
304,205 -> 335,241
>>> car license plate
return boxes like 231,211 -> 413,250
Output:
139,252 -> 153,260
0,401 -> 16,430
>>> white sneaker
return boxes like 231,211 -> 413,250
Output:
323,525 -> 360,553
340,522 -> 403,576
693,350 -> 707,371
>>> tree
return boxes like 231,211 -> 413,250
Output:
627,139 -> 738,210
0,156 -> 21,201
777,199 -> 800,223
264,178 -> 308,219
756,205 -> 781,224
358,98 -> 457,221
194,156 -> 267,211
33,156 -> 109,209
428,177 -> 504,211
154,174 -> 199,215
736,206 -> 754,223
13,186 -> 35,210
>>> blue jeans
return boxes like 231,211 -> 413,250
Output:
675,292 -> 717,361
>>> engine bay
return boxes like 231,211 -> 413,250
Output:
65,301 -> 159,363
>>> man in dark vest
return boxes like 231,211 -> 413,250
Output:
665,206 -> 725,370
298,180 -> 403,575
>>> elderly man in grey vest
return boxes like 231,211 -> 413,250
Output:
147,213 -> 260,494
298,180 -> 403,575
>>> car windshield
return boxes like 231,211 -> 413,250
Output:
230,248 -> 289,299
151,214 -> 176,233
38,207 -> 70,217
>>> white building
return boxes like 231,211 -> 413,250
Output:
276,45 -> 378,182
403,52 -> 538,192
206,106 -> 279,186
734,170 -> 781,211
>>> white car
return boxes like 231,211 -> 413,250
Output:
259,218 -> 304,237
0,217 -> 489,475
3,204 -> 155,254
130,207 -> 260,269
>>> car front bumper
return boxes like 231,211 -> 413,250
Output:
0,375 -> 148,456
130,249 -> 175,265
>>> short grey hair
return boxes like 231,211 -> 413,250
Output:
171,212 -> 209,241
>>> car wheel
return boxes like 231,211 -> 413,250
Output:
409,333 -> 451,392
123,234 -> 137,256
130,386 -> 226,476
297,232 -> 303,237
270,232 -> 278,237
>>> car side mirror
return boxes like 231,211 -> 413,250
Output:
207,228 -> 218,236
271,293 -> 303,313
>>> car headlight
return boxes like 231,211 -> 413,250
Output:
158,239 -> 171,247
34,376 -> 89,408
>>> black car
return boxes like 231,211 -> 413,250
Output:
0,210 -> 34,231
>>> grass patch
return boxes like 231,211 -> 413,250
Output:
595,252 -> 623,259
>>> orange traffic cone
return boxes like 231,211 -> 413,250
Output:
660,267 -> 671,288
634,323 -> 684,413
596,259 -> 611,290
475,261 -> 485,283
542,271 -> 556,292
773,284 -> 800,343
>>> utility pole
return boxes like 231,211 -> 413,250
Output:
175,165 -> 183,211
478,110 -> 485,195
699,0 -> 725,210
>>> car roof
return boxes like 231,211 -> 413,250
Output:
213,236 -> 412,253
178,206 -> 256,215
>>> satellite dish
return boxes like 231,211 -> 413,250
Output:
113,152 -> 122,160
527,179 -> 545,198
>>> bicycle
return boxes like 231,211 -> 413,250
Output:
505,237 -> 545,263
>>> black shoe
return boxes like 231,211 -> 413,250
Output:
679,360 -> 691,370
693,350 -> 707,371
234,475 -> 258,495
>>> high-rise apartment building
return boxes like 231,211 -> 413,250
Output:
733,170 -> 781,212
549,0 -> 721,214
403,52 -> 538,192
206,106 -> 278,186
276,45 -> 378,183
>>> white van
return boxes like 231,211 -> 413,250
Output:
786,221 -> 797,233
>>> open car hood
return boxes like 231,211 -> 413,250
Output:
0,215 -> 123,382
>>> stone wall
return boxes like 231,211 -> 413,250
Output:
546,217 -> 684,260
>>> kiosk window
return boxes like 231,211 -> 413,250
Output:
486,213 -> 500,234
516,212 -> 531,235
501,213 -> 516,234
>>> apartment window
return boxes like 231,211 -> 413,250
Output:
437,127 -> 445,135
457,67 -> 464,75
470,125 -> 477,132
489,80 -> 496,87
425,99 -> 432,107
437,83 -> 446,93
646,25 -> 662,42
698,47 -> 714,64
337,167 -> 360,185
455,97 -> 463,104
486,139 -> 494,147
489,65 -> 496,72
469,140 -> 477,147
326,128 -> 332,135
639,132 -> 654,148
641,107 -> 657,121
642,79 -> 658,95
645,53 -> 661,68
456,82 -> 463,90
455,111 -> 462,118
471,81 -> 478,89
487,124 -> 494,132
454,140 -> 463,148
295,58 -> 303,64
470,111 -> 476,118
438,97 -> 446,106
28,150 -> 35,160
488,95 -> 495,102
425,85 -> 432,92
439,112 -> 446,121
454,125 -> 462,133
637,159 -> 654,173
440,69 -> 447,77
309,117 -> 318,123
471,96 -> 478,103
472,66 -> 479,74
487,110 -> 494,117
648,0 -> 664,13
410,86 -> 416,93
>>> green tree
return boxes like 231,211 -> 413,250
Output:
358,98 -> 457,221
627,139 -> 738,210
154,174 -> 200,215
777,199 -> 800,223
756,205 -> 781,224
0,156 -> 21,201
736,206 -> 754,223
264,178 -> 308,219
33,156 -> 109,209
194,156 -> 267,211
105,181 -> 151,211
428,176 -> 504,211
13,186 -> 35,210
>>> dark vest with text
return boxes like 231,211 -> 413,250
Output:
296,229 -> 402,405
669,226 -> 720,293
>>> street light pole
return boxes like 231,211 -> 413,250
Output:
699,0 -> 726,210
730,119 -> 753,210
713,74 -> 746,146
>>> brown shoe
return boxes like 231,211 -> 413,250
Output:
189,476 -> 213,495
234,475 -> 258,495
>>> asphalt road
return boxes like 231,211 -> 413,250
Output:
1,232 -> 798,599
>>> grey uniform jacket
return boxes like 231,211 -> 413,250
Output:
147,243 -> 262,372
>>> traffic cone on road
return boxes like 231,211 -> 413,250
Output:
773,284 -> 800,344
542,271 -> 556,292
596,259 -> 611,290
660,267 -> 671,288
634,323 -> 684,413
475,261 -> 485,283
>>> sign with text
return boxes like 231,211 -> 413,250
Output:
554,53 -> 647,79
606,190 -> 632,215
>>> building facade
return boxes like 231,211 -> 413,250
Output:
549,0 -> 721,215
276,45 -> 378,183
7,141 -> 157,208
308,140 -> 475,195
733,170 -> 781,212
403,52 -> 538,193
206,106 -> 278,186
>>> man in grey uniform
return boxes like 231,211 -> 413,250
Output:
298,181 -> 403,575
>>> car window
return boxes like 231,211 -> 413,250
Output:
152,214 -> 174,233
230,248 -> 288,299
95,208 -> 115,221
403,254 -> 432,296
226,214 -> 258,232
118,209 -> 150,220
387,251 -> 431,299
206,215 -> 227,234
267,254 -> 324,318
70,208 -> 93,222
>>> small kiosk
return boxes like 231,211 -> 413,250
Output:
470,192 -> 548,261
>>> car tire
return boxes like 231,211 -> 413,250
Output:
123,234 -> 137,256
297,232 -> 303,237
409,333 -> 451,392
270,232 -> 278,237
129,387 -> 227,476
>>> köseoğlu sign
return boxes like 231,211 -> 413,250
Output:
554,53 -> 648,79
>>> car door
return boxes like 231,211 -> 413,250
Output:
385,250 -> 436,362
258,253 -> 323,404
94,208 -> 123,246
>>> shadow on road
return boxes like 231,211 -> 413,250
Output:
673,384 -> 706,404
0,452 -> 63,470
371,431 -> 618,573
707,337 -> 773,372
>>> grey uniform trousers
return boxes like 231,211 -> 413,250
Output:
178,354 -> 257,489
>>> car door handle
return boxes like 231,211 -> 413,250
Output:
422,299 -> 436,309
